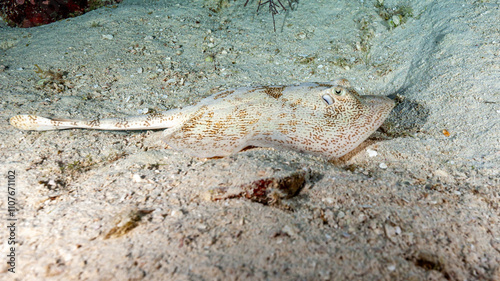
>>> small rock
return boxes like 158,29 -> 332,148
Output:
102,34 -> 114,40
337,211 -> 345,219
282,225 -> 297,237
434,169 -> 449,178
392,15 -> 400,26
165,78 -> 176,84
366,148 -> 378,157
379,163 -> 388,169
395,226 -> 401,235
196,224 -> 207,230
171,209 -> 184,217
323,197 -> 335,204
385,224 -> 401,242
132,174 -> 143,183
137,108 -> 149,114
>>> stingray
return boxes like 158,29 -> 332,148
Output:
10,79 -> 395,159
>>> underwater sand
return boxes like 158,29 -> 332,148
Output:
0,0 -> 499,279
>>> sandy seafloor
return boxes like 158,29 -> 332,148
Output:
0,0 -> 499,279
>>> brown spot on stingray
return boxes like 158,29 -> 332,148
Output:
213,90 -> 235,100
263,86 -> 285,99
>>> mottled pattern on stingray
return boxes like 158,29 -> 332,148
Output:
10,79 -> 395,159
263,86 -> 286,99
164,79 -> 395,158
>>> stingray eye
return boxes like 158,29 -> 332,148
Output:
334,89 -> 344,95
322,94 -> 334,105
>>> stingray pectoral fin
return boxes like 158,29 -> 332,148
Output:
163,129 -> 253,158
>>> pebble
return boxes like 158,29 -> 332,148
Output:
171,209 -> 184,218
337,211 -> 345,219
282,225 -> 297,237
102,34 -> 114,40
366,148 -> 378,157
322,197 -> 335,204
379,163 -> 388,169
165,78 -> 176,84
137,108 -> 149,114
392,15 -> 400,26
434,169 -> 450,178
394,226 -> 401,235
132,174 -> 143,183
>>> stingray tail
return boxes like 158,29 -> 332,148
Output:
10,109 -> 189,131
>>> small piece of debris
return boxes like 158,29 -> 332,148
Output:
337,211 -> 345,219
104,209 -> 153,239
171,209 -> 185,218
366,148 -> 378,157
102,34 -> 114,40
137,108 -> 149,114
132,174 -> 143,183
206,169 -> 308,205
282,225 -> 297,237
